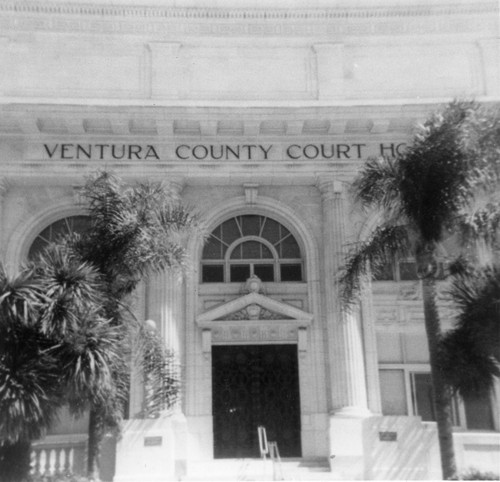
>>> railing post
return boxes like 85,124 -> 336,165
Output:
64,447 -> 71,473
257,426 -> 268,459
31,449 -> 40,476
268,442 -> 283,481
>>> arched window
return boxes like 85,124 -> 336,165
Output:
201,215 -> 303,283
28,215 -> 91,260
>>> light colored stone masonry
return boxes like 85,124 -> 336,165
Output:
0,0 -> 499,478
0,1 -> 498,105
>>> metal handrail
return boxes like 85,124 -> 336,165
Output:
257,425 -> 269,459
257,426 -> 284,481
268,442 -> 284,481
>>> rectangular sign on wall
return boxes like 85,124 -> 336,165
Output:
379,431 -> 397,442
144,436 -> 163,447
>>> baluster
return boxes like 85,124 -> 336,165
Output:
54,447 -> 63,475
30,449 -> 37,475
68,447 -> 74,473
63,447 -> 71,474
48,448 -> 56,474
59,447 -> 67,474
39,449 -> 47,475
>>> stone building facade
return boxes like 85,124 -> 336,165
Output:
0,0 -> 498,479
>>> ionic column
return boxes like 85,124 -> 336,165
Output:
146,180 -> 185,359
147,270 -> 184,356
318,179 -> 369,416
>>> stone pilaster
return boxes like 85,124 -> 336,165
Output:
318,178 -> 369,416
360,273 -> 382,414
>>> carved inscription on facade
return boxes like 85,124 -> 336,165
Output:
41,142 -> 407,161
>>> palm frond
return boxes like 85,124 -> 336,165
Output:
340,223 -> 411,307
52,311 -> 124,415
29,242 -> 105,338
352,156 -> 403,217
439,263 -> 500,397
0,325 -> 63,443
398,100 -> 500,243
449,263 -> 500,361
439,328 -> 500,397
75,172 -> 200,301
456,200 -> 500,251
134,324 -> 180,418
0,266 -> 45,329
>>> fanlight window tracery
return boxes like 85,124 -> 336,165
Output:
28,215 -> 91,259
201,215 -> 303,283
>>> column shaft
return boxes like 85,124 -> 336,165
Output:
147,270 -> 184,357
319,179 -> 369,415
360,274 -> 382,414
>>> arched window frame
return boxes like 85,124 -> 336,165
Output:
28,215 -> 91,260
225,235 -> 280,282
201,214 -> 304,283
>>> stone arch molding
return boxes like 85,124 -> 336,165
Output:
189,194 -> 320,285
5,201 -> 87,270
188,194 -> 320,358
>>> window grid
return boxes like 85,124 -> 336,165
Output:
373,257 -> 446,282
379,364 -> 497,431
201,215 -> 303,283
28,215 -> 91,260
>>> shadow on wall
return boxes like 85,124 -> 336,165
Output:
364,416 -> 440,480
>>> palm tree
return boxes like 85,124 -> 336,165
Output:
69,171 -> 200,480
340,100 -> 500,480
0,266 -> 62,482
439,262 -> 500,397
0,171 -> 198,481
0,248 -> 119,482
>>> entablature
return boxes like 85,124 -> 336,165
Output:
0,103 -> 438,138
196,277 -> 312,356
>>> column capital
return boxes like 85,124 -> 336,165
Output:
166,179 -> 185,197
71,184 -> 85,205
316,178 -> 345,199
243,183 -> 259,205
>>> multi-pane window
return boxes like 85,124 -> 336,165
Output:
373,257 -> 446,281
28,215 -> 91,259
201,215 -> 303,283
379,367 -> 496,430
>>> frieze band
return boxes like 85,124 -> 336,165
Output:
42,142 -> 407,161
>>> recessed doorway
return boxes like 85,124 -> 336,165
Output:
212,344 -> 301,458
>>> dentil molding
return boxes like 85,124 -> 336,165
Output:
0,1 -> 496,38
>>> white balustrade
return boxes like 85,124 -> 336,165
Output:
30,434 -> 87,477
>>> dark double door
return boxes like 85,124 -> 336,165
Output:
212,344 -> 301,458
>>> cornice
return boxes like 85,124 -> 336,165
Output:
0,100 -> 498,138
0,1 -> 496,38
0,1 -> 496,19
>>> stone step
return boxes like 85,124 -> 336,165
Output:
182,458 -> 332,481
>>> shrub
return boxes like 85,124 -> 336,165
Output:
461,468 -> 500,480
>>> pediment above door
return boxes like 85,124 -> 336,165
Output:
196,291 -> 313,327
196,278 -> 312,355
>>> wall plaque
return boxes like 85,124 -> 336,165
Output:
144,436 -> 163,447
379,431 -> 397,442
